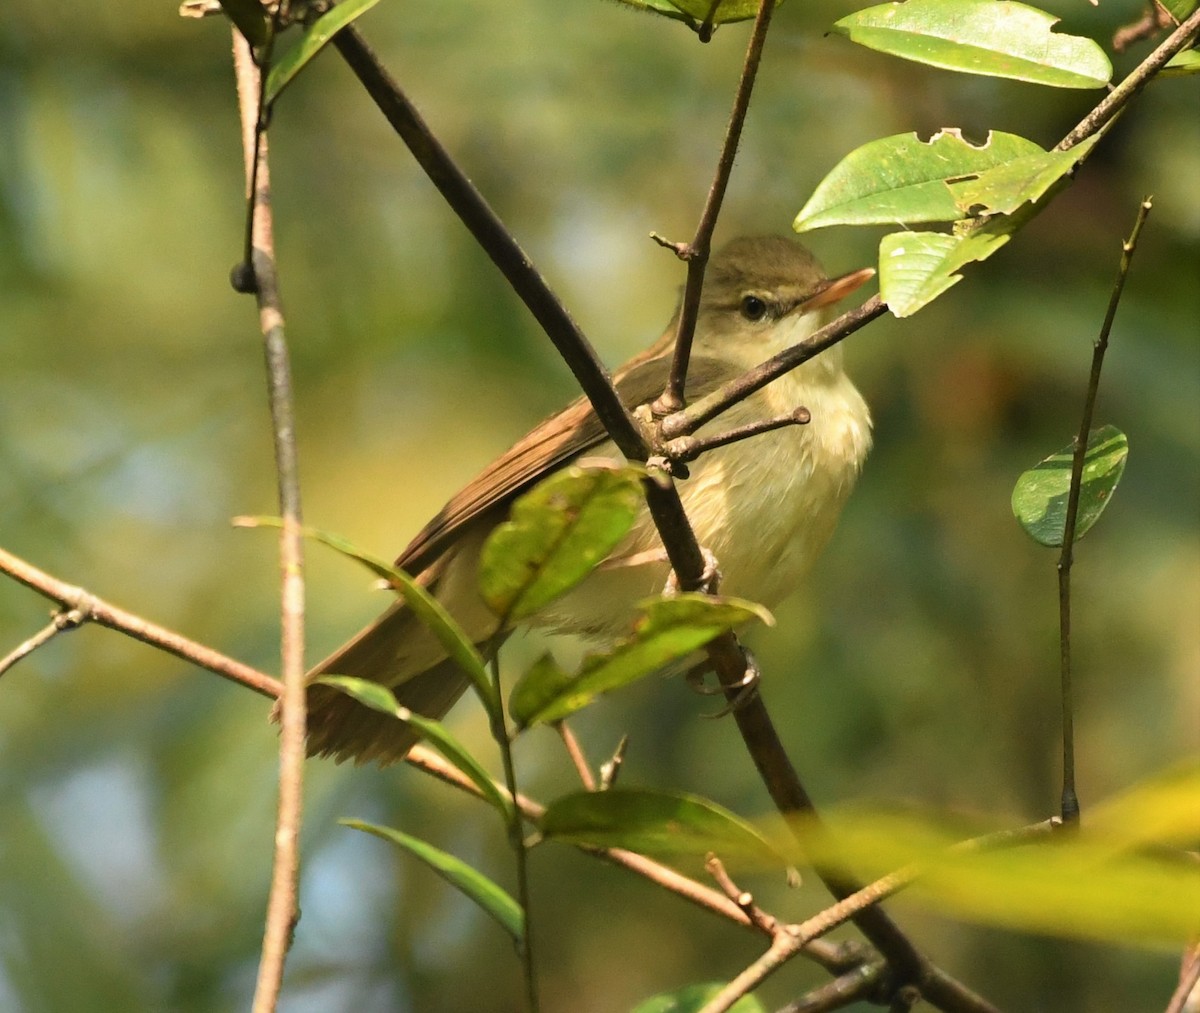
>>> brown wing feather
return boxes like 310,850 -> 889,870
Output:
396,339 -> 734,574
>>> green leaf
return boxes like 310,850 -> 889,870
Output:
509,594 -> 772,728
1011,425 -> 1129,547
795,807 -> 1200,948
1163,48 -> 1200,77
541,788 -> 787,871
1159,0 -> 1200,24
264,0 -> 383,106
878,210 -> 1022,317
342,820 -> 524,941
217,0 -> 269,47
612,0 -> 769,27
946,133 -> 1103,215
832,0 -> 1112,89
1086,759 -> 1200,852
317,677 -> 513,820
876,133 -> 1102,316
508,653 -> 576,731
236,517 -> 497,716
795,129 -> 1044,231
478,464 -> 644,622
633,984 -> 766,1013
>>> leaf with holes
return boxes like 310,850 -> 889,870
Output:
795,129 -> 1044,231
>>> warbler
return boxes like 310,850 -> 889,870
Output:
303,235 -> 873,764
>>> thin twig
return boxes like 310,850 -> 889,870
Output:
557,721 -> 597,791
0,545 -> 283,698
661,296 -> 886,440
656,0 -> 779,413
664,406 -> 810,464
234,28 -> 307,1013
1165,940 -> 1200,1013
1057,7 -> 1200,151
1055,197 -> 1152,824
778,960 -> 888,1013
0,608 -> 87,678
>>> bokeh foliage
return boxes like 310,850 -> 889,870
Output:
1,1 -> 1197,1010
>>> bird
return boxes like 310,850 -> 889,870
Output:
301,235 -> 873,764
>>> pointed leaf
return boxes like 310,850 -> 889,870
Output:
342,820 -> 524,941
318,677 -> 513,820
795,129 -> 1044,231
833,0 -> 1112,89
235,517 -> 497,715
1163,48 -> 1200,76
510,594 -> 772,728
264,0 -> 383,105
1086,760 -> 1200,852
541,788 -> 787,870
1012,425 -> 1129,546
633,984 -> 766,1013
479,464 -> 644,622
217,0 -> 269,47
508,653 -> 575,730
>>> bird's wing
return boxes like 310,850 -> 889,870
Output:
395,351 -> 735,574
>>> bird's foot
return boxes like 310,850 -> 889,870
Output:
662,546 -> 721,598
685,649 -> 762,717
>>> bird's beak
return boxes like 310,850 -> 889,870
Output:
795,266 -> 876,315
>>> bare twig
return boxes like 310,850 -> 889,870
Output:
660,296 -> 886,440
557,721 -> 597,791
655,0 -> 779,414
1166,940 -> 1200,1013
233,28 -> 307,1013
664,406 -> 810,464
778,960 -> 888,1013
1055,197 -> 1152,824
0,607 -> 88,678
0,545 -> 283,698
1112,1 -> 1176,52
1057,7 -> 1200,151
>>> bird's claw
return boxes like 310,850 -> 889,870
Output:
686,650 -> 762,717
663,547 -> 721,598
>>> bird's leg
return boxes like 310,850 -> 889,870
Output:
685,648 -> 762,717
662,546 -> 721,598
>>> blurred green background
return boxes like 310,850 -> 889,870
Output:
1,1 -> 1197,1010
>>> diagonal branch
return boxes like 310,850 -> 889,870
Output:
0,544 -> 283,698
1057,5 -> 1200,151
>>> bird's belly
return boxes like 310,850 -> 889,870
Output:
531,377 -> 870,639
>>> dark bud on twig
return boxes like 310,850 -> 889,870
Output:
230,260 -> 259,294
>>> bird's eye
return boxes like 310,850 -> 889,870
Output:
740,295 -> 769,321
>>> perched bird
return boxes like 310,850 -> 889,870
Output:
303,235 -> 873,764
